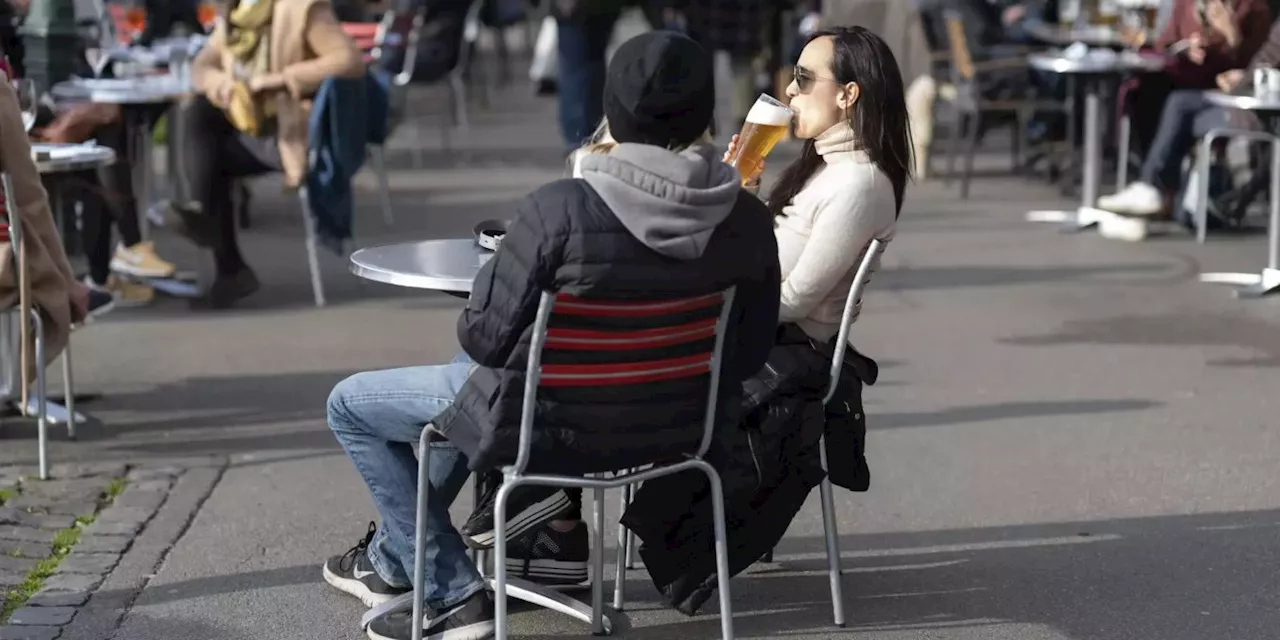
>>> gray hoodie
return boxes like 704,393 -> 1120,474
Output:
578,142 -> 742,260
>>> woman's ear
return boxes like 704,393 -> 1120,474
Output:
838,82 -> 861,110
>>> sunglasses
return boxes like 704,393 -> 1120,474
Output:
793,65 -> 840,92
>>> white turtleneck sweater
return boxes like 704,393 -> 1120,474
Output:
774,121 -> 897,341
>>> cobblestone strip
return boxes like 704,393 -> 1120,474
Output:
0,464 -> 183,640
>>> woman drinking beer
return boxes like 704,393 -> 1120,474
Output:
727,26 -> 911,341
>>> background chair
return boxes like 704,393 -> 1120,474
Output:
939,12 -> 1060,198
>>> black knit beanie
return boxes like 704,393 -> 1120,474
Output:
603,31 -> 715,148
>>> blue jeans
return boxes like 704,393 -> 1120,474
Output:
327,354 -> 484,610
556,12 -> 619,149
1139,90 -> 1231,192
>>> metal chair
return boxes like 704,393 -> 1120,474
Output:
367,7 -> 428,224
610,237 -> 891,628
2,172 -> 52,479
405,288 -> 741,640
939,13 -> 1061,198
1194,127 -> 1279,243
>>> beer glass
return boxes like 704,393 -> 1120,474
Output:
727,94 -> 792,184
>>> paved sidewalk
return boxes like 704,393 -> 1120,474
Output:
1,38 -> 1279,639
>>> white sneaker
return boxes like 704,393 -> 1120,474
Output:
110,241 -> 176,279
1096,182 -> 1163,217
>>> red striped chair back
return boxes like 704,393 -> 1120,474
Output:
510,288 -> 737,474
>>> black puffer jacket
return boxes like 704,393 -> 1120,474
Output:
433,142 -> 781,475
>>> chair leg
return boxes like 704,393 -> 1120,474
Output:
945,112 -> 968,185
61,343 -> 75,440
613,485 -> 629,610
412,427 -> 433,640
297,189 -> 326,308
591,487 -> 607,634
1011,112 -> 1024,172
693,460 -> 735,639
30,310 -> 48,480
623,483 -> 637,570
961,112 -> 982,199
494,481 -> 515,640
370,145 -> 395,226
819,437 -> 846,627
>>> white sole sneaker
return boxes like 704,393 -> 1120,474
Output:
366,620 -> 495,640
109,256 -> 175,279
1098,212 -> 1150,242
322,562 -> 403,608
503,558 -> 591,588
464,490 -> 573,550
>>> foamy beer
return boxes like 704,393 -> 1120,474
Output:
728,94 -> 793,184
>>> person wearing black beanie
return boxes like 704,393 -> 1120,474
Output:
324,30 -> 782,640
602,30 -> 716,149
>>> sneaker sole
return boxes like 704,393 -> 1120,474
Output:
504,559 -> 590,587
322,562 -> 403,609
109,258 -> 175,280
82,298 -> 117,324
366,620 -> 495,640
464,491 -> 573,550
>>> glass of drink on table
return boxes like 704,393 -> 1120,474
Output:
726,94 -> 792,185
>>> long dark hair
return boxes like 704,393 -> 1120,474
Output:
767,27 -> 913,217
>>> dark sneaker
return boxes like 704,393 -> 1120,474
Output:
164,201 -> 221,249
323,522 -> 410,607
193,266 -> 260,310
505,521 -> 589,589
366,590 -> 495,640
83,287 -> 116,322
461,484 -> 573,550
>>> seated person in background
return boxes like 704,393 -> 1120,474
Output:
181,0 -> 363,309
0,64 -> 113,380
137,0 -> 205,44
323,31 -> 780,640
1119,0 -> 1271,155
34,103 -> 177,306
1099,14 -> 1280,218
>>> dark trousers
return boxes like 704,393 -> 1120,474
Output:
556,11 -> 620,150
77,119 -> 145,284
1139,90 -> 1231,192
179,96 -> 281,275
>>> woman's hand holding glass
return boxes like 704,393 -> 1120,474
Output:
724,135 -> 765,189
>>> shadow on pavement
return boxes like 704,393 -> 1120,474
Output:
98,509 -> 1280,639
872,399 -> 1160,429
876,262 -> 1183,292
1003,314 -> 1280,368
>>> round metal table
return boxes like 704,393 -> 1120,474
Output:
1025,23 -> 1133,48
50,76 -> 191,104
1191,91 -> 1280,299
30,143 -> 116,174
1024,51 -> 1166,231
349,239 -> 492,294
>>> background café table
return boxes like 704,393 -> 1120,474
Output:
349,238 -> 490,295
1024,49 -> 1165,231
0,142 -> 117,467
50,75 -> 192,240
1193,91 -> 1280,299
348,238 -> 618,634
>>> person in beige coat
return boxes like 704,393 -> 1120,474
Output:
179,0 -> 364,309
0,69 -> 97,388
